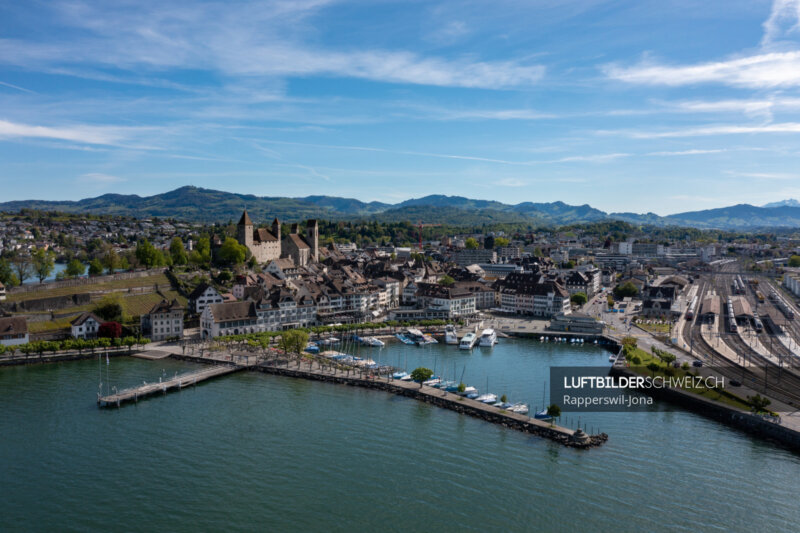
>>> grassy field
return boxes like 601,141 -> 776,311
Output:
8,274 -> 172,302
28,316 -> 79,333
628,347 -> 752,411
635,322 -> 672,334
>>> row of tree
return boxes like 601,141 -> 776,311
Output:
0,336 -> 150,357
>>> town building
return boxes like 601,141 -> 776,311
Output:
188,282 -> 224,314
496,272 -> 571,318
0,281 -> 5,301
415,282 -> 477,319
0,317 -> 28,346
70,312 -> 103,339
455,249 -> 496,267
548,313 -> 604,334
140,299 -> 184,341
237,210 -> 281,263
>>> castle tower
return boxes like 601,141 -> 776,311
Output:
307,219 -> 318,262
237,209 -> 253,248
271,217 -> 281,240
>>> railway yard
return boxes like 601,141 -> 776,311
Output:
680,260 -> 800,408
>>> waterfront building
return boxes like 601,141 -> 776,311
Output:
188,282 -> 224,314
0,316 -> 28,346
70,312 -> 103,339
141,299 -> 184,341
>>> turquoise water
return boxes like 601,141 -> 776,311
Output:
1,339 -> 799,532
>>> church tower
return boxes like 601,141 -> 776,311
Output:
271,217 -> 281,240
237,209 -> 253,249
307,219 -> 318,262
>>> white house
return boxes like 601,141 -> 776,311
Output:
70,312 -> 103,339
188,282 -> 224,314
141,299 -> 184,341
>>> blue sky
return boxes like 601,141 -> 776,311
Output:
2,0 -> 800,214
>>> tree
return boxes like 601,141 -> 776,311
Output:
135,239 -> 166,268
500,394 -> 508,403
465,237 -> 479,250
98,322 -> 122,339
94,293 -> 126,322
278,329 -> 309,354
614,281 -> 639,298
410,367 -> 433,385
11,253 -> 32,284
218,237 -> 247,266
170,237 -> 188,266
646,362 -> 661,377
789,255 -> 800,268
748,394 -> 772,413
31,248 -> 55,283
102,248 -> 121,274
570,292 -> 587,306
0,258 -> 20,287
546,403 -> 561,421
494,237 -> 510,248
190,236 -> 212,268
65,258 -> 86,278
439,275 -> 455,287
88,258 -> 104,276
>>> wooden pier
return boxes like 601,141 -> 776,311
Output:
97,364 -> 243,407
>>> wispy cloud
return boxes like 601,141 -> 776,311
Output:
550,153 -> 631,163
646,149 -> 727,156
0,2 -> 545,90
0,80 -> 36,94
497,178 -> 527,187
762,0 -> 800,48
725,170 -> 800,180
613,122 -> 800,138
0,119 -> 135,145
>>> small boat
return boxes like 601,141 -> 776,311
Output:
422,377 -> 442,386
459,386 -> 478,396
509,403 -> 529,414
476,393 -> 497,404
479,328 -> 497,347
400,374 -> 413,381
445,324 -> 459,345
609,353 -> 617,363
361,336 -> 385,347
534,409 -> 552,420
466,392 -> 480,399
392,371 -> 410,380
304,343 -> 319,354
395,333 -> 415,345
405,328 -> 437,345
444,383 -> 461,393
318,337 -> 340,346
459,332 -> 478,350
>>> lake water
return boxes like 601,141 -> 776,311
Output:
1,338 -> 798,532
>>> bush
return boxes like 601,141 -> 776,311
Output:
631,355 -> 642,365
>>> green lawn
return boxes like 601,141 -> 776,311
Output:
627,347 -> 752,411
7,274 -> 172,302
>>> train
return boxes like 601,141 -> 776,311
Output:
770,289 -> 795,320
727,298 -> 738,333
753,316 -> 764,333
685,295 -> 698,320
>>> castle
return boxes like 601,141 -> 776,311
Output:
236,209 -> 318,267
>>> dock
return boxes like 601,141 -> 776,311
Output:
97,364 -> 243,407
254,359 -> 607,449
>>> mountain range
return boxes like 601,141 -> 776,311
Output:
1,186 -> 799,230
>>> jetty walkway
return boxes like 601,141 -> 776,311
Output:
97,364 -> 244,407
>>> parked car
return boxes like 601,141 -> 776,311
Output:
692,360 -> 703,367
729,379 -> 742,387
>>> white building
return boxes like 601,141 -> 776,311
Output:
188,283 -> 224,314
141,299 -> 184,341
70,312 -> 103,339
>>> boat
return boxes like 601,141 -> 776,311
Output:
476,393 -> 497,403
509,403 -> 529,414
609,353 -> 617,363
459,386 -> 478,396
459,332 -> 478,350
445,324 -> 459,345
405,328 -> 437,345
395,333 -> 415,345
304,343 -> 319,354
422,377 -> 442,386
318,337 -> 340,346
361,336 -> 385,347
400,373 -> 413,381
479,328 -> 497,347
534,409 -> 552,420
466,392 -> 480,399
392,371 -> 410,380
